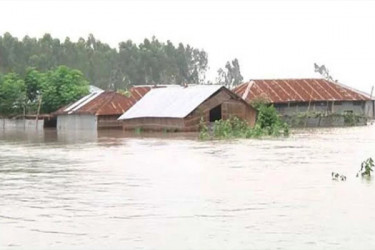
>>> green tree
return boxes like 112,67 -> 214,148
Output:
216,58 -> 243,89
0,32 -> 209,89
40,66 -> 89,113
0,73 -> 26,116
24,68 -> 44,114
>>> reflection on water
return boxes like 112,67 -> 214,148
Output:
1,126 -> 375,250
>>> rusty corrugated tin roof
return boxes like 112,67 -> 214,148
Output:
234,79 -> 372,104
54,86 -> 151,116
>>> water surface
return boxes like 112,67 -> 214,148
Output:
1,126 -> 375,250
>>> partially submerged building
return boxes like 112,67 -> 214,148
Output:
54,87 -> 151,130
0,114 -> 55,130
118,85 -> 257,132
234,79 -> 375,119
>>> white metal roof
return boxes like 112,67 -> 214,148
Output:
118,85 -> 223,119
64,90 -> 104,114
89,85 -> 104,93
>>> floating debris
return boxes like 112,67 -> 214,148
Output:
332,172 -> 346,181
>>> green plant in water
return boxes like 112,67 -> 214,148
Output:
198,103 -> 289,140
198,117 -> 210,140
343,111 -> 356,126
357,157 -> 374,177
135,127 -> 142,135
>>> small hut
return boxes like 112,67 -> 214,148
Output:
54,87 -> 151,130
118,85 -> 257,132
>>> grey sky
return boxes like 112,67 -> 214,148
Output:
1,0 -> 374,93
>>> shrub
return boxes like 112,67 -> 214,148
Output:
198,103 -> 289,140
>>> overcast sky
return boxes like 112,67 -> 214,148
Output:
1,0 -> 375,93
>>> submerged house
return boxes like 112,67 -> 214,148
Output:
234,79 -> 375,120
54,87 -> 151,130
118,85 -> 257,132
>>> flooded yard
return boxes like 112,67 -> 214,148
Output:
1,126 -> 375,250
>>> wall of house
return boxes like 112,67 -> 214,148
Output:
0,118 -> 44,130
184,89 -> 256,131
97,115 -> 123,129
122,117 -> 185,131
274,101 -> 370,117
364,100 -> 375,118
57,114 -> 97,130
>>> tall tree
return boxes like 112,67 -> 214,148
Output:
216,58 -> 243,89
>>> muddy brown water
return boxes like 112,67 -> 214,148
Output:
1,126 -> 375,250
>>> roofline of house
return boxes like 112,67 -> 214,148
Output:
238,78 -> 374,101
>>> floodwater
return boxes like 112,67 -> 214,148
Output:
1,126 -> 375,250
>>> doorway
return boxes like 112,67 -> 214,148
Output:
209,105 -> 222,122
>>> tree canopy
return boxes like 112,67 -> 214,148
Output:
0,32 -> 246,117
0,33 -> 208,90
0,66 -> 89,117
216,58 -> 243,89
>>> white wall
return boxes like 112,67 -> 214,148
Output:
57,114 -> 97,130
0,119 -> 44,130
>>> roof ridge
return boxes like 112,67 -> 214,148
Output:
234,78 -> 371,103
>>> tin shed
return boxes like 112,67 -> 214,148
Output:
118,85 -> 257,132
54,87 -> 151,130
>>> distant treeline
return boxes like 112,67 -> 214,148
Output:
0,32 -> 244,117
0,33 -> 209,90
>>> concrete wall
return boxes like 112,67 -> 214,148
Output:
57,114 -> 97,130
0,118 -> 44,130
364,100 -> 375,118
275,101 -> 373,118
282,115 -> 368,127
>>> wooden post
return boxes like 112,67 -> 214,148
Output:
35,95 -> 42,129
371,86 -> 374,118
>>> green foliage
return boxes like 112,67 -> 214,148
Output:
40,66 -> 89,113
0,73 -> 26,116
198,117 -> 210,140
199,105 -> 290,140
135,127 -> 142,135
24,68 -> 43,102
0,33 -> 208,90
116,89 -> 132,98
357,158 -> 374,177
257,104 -> 281,129
343,111 -> 357,126
0,66 -> 89,116
24,68 -> 43,113
249,97 -> 269,110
